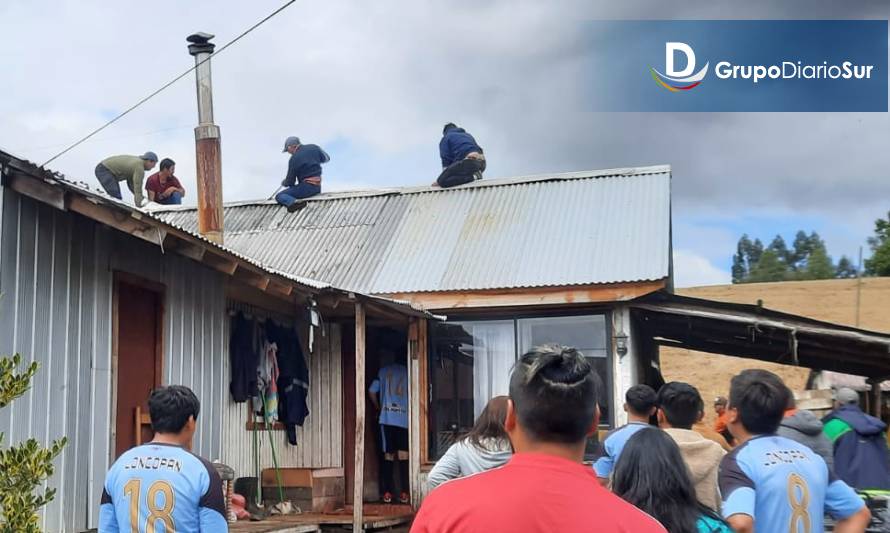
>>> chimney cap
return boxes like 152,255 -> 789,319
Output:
187,32 -> 215,44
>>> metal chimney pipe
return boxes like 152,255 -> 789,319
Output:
187,32 -> 224,244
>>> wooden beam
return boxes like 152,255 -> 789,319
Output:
7,172 -> 67,211
163,235 -> 207,263
385,280 -> 665,311
353,302 -> 366,533
267,279 -> 294,297
68,195 -> 164,246
234,265 -> 271,292
226,281 -> 296,315
202,251 -> 238,275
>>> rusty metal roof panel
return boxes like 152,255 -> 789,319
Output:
156,166 -> 672,293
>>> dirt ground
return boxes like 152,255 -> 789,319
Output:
660,277 -> 890,425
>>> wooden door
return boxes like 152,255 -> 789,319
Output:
114,277 -> 163,458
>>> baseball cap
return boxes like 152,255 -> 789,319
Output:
835,387 -> 859,405
140,151 -> 158,162
282,136 -> 301,152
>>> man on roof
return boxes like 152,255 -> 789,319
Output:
275,136 -> 329,213
145,157 -> 186,205
434,123 -> 486,188
95,151 -> 158,206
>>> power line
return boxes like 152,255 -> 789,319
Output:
41,0 -> 297,168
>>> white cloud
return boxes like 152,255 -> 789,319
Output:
673,249 -> 732,288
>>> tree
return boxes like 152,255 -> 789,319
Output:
747,249 -> 788,283
732,234 -> 765,283
789,230 -> 812,271
0,354 -> 66,533
865,211 -> 890,276
804,241 -> 835,280
835,256 -> 858,279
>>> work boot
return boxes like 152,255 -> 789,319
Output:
287,200 -> 307,213
473,171 -> 483,181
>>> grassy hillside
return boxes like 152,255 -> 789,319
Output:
661,277 -> 890,425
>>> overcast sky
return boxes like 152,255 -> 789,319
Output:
1,0 -> 888,287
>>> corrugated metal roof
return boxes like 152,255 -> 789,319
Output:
0,150 -> 441,317
158,166 -> 672,294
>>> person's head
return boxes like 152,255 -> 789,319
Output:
141,151 -> 158,170
148,385 -> 200,445
466,396 -> 511,451
624,384 -> 657,420
834,387 -> 860,409
657,382 -> 704,430
506,345 -> 600,454
727,369 -> 792,440
714,396 -> 728,415
442,123 -> 457,135
159,158 -> 175,178
282,135 -> 301,154
613,428 -> 720,533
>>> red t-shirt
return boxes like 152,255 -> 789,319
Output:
411,453 -> 666,533
145,172 -> 184,197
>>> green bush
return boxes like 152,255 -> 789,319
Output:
0,354 -> 67,533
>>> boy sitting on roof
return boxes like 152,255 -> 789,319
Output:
276,136 -> 329,213
145,158 -> 186,205
434,123 -> 486,188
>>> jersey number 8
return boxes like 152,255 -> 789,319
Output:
123,478 -> 176,533
786,473 -> 811,533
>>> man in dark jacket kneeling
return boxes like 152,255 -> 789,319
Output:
435,123 -> 486,188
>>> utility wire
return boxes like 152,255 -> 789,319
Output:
41,0 -> 298,167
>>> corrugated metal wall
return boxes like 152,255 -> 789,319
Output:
0,189 -> 228,532
219,321 -> 343,476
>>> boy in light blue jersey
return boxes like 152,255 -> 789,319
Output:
99,385 -> 227,532
719,369 -> 870,533
593,384 -> 656,483
369,350 -> 409,504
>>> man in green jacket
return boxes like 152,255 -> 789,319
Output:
95,152 -> 158,206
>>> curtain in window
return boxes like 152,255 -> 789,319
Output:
465,321 -> 515,418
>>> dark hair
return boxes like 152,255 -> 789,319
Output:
148,385 -> 200,434
625,384 -> 657,417
714,396 -> 728,407
509,344 -> 600,444
466,396 -> 511,451
613,428 -> 727,533
442,122 -> 457,134
159,158 -> 175,171
657,382 -> 704,429
729,369 -> 791,435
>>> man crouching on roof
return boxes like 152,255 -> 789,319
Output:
275,136 -> 329,213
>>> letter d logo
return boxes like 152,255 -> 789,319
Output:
650,42 -> 709,92
666,42 -> 695,77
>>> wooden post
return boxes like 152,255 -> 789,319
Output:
870,379 -> 882,418
353,302 -> 366,533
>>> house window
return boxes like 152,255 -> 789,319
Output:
429,314 -> 610,461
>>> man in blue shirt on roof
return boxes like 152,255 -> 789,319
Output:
593,384 -> 656,484
718,369 -> 870,533
369,350 -> 410,504
434,123 -> 486,188
99,385 -> 227,532
275,136 -> 330,213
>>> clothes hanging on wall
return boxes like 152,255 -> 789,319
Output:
228,309 -> 311,446
268,321 -> 311,446
229,311 -> 259,403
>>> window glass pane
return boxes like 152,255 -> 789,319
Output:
517,315 -> 607,358
429,320 -> 515,459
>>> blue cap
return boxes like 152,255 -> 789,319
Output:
283,136 -> 301,152
140,151 -> 158,162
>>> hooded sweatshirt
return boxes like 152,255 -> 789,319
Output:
777,409 -> 834,471
823,404 -> 890,490
439,127 -> 483,168
664,428 -> 726,511
427,437 -> 512,490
